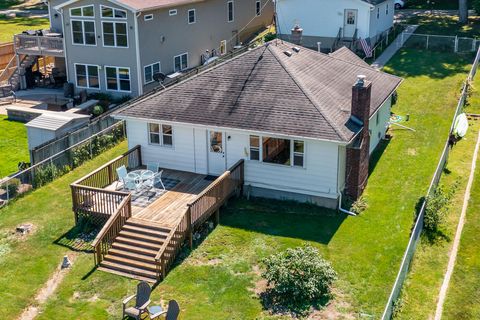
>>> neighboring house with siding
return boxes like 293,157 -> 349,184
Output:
113,41 -> 402,208
26,0 -> 273,97
276,0 -> 394,51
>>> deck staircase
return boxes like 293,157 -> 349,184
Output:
332,27 -> 359,52
98,218 -> 172,283
0,54 -> 38,93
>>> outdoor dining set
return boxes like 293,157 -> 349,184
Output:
116,163 -> 166,193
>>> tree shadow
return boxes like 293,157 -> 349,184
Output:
220,197 -> 346,245
53,223 -> 98,253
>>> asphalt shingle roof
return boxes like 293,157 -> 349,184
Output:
116,41 -> 402,142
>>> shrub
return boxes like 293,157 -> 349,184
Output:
3,178 -> 20,198
114,95 -> 132,105
264,32 -> 277,42
423,183 -> 456,234
262,245 -> 337,313
342,195 -> 368,215
92,105 -> 104,116
33,163 -> 69,188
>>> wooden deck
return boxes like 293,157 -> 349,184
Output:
130,170 -> 210,227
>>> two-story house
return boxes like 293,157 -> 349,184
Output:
12,0 -> 273,97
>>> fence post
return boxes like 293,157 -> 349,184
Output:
426,35 -> 429,50
455,36 -> 459,53
89,137 -> 93,159
473,39 -> 477,52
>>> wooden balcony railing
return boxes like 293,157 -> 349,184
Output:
154,159 -> 244,279
92,195 -> 132,265
70,145 -> 141,224
14,34 -> 64,57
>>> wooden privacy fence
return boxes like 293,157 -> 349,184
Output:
154,159 -> 245,279
0,42 -> 14,72
70,145 -> 141,225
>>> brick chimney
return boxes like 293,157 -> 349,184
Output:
290,25 -> 303,45
345,75 -> 372,200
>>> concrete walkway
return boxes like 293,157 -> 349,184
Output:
371,25 -> 418,69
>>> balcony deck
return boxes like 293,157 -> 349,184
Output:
14,34 -> 64,57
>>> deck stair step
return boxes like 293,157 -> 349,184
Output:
97,218 -> 172,282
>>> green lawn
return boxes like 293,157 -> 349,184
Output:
0,116 -> 29,177
5,48 -> 467,319
443,129 -> 480,319
0,141 -> 128,319
0,16 -> 49,44
406,12 -> 480,38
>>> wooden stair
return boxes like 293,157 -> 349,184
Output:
98,218 -> 172,283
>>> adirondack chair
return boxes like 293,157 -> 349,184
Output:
122,281 -> 152,320
149,300 -> 180,320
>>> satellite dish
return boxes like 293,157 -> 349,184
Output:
153,72 -> 166,83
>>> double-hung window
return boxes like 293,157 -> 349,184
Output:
75,64 -> 99,89
101,5 -> 127,19
102,21 -> 128,47
144,62 -> 161,84
72,20 -> 96,45
227,1 -> 234,22
249,135 -> 305,167
149,123 -> 173,147
255,1 -> 261,16
174,53 -> 188,72
105,66 -> 131,92
188,9 -> 196,24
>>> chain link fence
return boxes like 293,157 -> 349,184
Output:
0,121 -> 125,208
381,45 -> 480,320
402,33 -> 479,53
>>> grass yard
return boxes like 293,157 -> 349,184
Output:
406,12 -> 480,38
2,48 -> 468,319
405,0 -> 464,10
442,128 -> 480,319
0,116 -> 29,177
0,141 -> 128,319
0,16 -> 49,43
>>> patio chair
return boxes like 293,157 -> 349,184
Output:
149,300 -> 180,320
122,281 -> 152,320
116,165 -> 141,191
143,170 -> 166,191
146,162 -> 161,173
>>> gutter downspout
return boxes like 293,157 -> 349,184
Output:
134,12 -> 143,96
57,8 -> 69,82
337,191 -> 357,216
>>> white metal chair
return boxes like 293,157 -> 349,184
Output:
143,170 -> 166,191
116,165 -> 140,191
146,162 -> 160,173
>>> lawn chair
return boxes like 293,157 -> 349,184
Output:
122,281 -> 152,320
116,165 -> 140,191
143,170 -> 166,191
146,162 -> 160,173
149,300 -> 180,320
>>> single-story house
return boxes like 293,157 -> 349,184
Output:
276,0 -> 395,51
114,41 -> 402,209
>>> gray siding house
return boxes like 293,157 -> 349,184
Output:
42,0 -> 273,97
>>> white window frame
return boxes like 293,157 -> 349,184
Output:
102,21 -> 129,48
100,5 -> 127,19
148,123 -> 174,147
169,9 -> 178,16
70,5 -> 95,18
173,53 -> 188,72
255,0 -> 261,16
105,66 -> 131,92
74,63 -> 100,89
144,62 -> 161,84
71,19 -> 97,46
144,14 -> 153,21
188,9 -> 196,24
249,134 -> 306,168
220,40 -> 227,55
227,1 -> 234,22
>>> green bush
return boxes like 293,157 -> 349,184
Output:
33,163 -> 69,188
262,245 -> 337,313
3,178 -> 20,197
92,105 -> 104,116
264,32 -> 277,42
424,183 -> 457,234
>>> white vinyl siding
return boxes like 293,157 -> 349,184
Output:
71,20 -> 96,45
105,66 -> 131,92
369,96 -> 392,154
75,63 -> 99,89
102,22 -> 128,47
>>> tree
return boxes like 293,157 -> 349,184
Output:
459,0 -> 469,24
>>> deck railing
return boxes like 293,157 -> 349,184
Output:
91,195 -> 132,265
14,34 -> 64,57
70,145 -> 141,224
154,159 -> 244,279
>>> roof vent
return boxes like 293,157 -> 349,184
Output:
292,46 -> 300,53
284,50 -> 293,57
